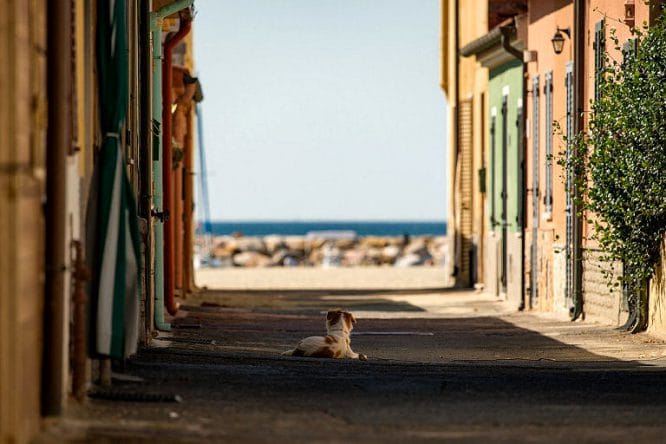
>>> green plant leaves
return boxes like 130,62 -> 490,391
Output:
560,17 -> 666,294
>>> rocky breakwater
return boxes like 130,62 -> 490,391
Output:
205,234 -> 449,268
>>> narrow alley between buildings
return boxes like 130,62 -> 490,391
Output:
40,269 -> 666,443
3,1 -> 666,443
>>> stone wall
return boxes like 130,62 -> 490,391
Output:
551,244 -> 569,315
536,230 -> 555,312
506,234 -> 523,309
648,235 -> 666,338
482,232 -> 522,309
581,248 -> 624,325
484,232 -> 501,297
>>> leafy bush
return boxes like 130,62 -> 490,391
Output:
563,17 -> 666,330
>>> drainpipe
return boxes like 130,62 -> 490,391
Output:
71,240 -> 89,402
163,17 -> 191,316
452,0 -> 460,283
43,0 -> 72,415
500,26 -> 523,60
150,0 -> 194,330
139,0 -> 154,338
500,22 -> 528,311
570,0 -> 586,321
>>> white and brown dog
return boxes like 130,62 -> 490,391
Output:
282,309 -> 367,360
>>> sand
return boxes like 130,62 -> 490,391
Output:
195,266 -> 452,290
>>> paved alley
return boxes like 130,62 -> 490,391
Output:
41,271 -> 666,443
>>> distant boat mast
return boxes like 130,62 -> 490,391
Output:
196,103 -> 213,237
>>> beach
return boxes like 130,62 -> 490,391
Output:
195,266 -> 452,290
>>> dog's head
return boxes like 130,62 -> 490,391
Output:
326,308 -> 356,333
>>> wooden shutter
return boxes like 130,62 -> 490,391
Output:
459,98 -> 474,279
490,113 -> 497,227
543,72 -> 553,213
565,62 -> 575,306
593,19 -> 605,103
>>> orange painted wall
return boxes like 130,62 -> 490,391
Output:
581,1 -> 653,247
525,0 -> 574,312
527,0 -> 573,247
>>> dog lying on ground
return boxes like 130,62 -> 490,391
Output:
282,309 -> 367,360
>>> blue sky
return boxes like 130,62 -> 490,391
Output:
194,0 -> 447,221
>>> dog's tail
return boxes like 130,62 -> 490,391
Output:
281,349 -> 295,356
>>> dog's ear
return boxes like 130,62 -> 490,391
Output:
327,309 -> 342,322
342,312 -> 356,329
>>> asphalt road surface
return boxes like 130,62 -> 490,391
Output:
42,285 -> 666,443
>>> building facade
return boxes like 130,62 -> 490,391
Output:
441,0 -> 489,288
441,0 -> 528,290
0,1 -> 200,442
0,1 -> 47,440
578,1 -> 661,323
461,15 -> 526,307
444,0 -> 665,327
524,0 -> 575,316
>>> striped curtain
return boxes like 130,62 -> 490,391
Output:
88,0 -> 141,359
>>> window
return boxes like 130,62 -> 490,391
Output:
565,61 -> 575,305
543,71 -> 553,214
532,75 -> 540,224
565,63 -> 574,158
593,19 -> 606,102
516,98 -> 524,227
490,109 -> 497,228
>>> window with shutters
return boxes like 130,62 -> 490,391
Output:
594,19 -> 605,103
531,75 -> 540,307
490,110 -> 497,229
516,99 -> 524,227
459,99 -> 474,279
532,75 -> 540,224
565,61 -> 575,305
543,71 -> 553,214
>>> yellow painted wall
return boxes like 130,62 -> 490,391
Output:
0,1 -> 47,442
441,0 -> 488,286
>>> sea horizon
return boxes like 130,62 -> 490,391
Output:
198,220 -> 448,237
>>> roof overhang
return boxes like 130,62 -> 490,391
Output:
477,36 -> 525,70
460,27 -> 502,58
460,16 -> 526,70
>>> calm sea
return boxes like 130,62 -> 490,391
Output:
203,221 -> 447,237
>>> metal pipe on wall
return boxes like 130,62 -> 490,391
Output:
452,0 -> 461,284
150,0 -> 194,329
174,147 -> 184,292
151,8 -> 170,332
43,0 -> 72,416
71,240 -> 89,402
140,0 -> 155,337
163,16 -> 192,316
571,0 -> 586,321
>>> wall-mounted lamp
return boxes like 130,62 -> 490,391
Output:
624,0 -> 635,26
551,27 -> 571,55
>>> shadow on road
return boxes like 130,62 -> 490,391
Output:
52,288 -> 666,443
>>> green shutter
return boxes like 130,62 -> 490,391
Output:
594,19 -> 605,102
543,71 -> 553,213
